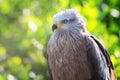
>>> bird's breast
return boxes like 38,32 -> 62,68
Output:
48,32 -> 92,80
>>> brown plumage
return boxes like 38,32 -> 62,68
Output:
47,9 -> 117,80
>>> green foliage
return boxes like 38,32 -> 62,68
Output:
0,0 -> 120,80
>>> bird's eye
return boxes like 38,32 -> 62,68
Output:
61,19 -> 68,24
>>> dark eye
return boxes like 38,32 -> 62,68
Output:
61,19 -> 68,24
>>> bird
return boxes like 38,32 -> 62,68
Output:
47,9 -> 117,80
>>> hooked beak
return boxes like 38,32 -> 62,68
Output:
52,24 -> 57,31
52,23 -> 64,32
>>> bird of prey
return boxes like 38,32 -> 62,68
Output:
47,9 -> 117,80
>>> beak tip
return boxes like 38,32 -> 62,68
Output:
52,24 -> 57,31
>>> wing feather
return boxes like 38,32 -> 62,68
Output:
86,35 -> 117,80
90,35 -> 117,80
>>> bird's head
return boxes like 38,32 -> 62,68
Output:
52,9 -> 86,32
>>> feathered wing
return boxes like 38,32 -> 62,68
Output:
90,36 -> 117,80
86,35 -> 117,80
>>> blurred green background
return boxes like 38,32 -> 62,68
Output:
0,0 -> 120,80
